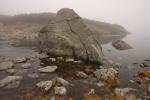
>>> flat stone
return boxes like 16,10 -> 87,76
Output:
38,66 -> 58,73
36,80 -> 53,91
28,73 -> 39,78
0,76 -> 22,88
56,77 -> 69,86
143,61 -> 150,67
114,88 -> 136,96
21,63 -> 31,69
13,57 -> 27,63
0,61 -> 14,71
65,58 -> 74,63
6,69 -> 15,75
38,53 -> 49,59
49,58 -> 56,62
76,71 -> 88,78
54,86 -> 67,96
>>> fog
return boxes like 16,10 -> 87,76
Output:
0,0 -> 150,33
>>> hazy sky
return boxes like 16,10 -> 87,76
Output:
0,0 -> 150,32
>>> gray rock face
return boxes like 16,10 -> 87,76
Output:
112,40 -> 132,50
38,8 -> 103,63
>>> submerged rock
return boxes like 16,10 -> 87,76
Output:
21,63 -> 31,69
36,80 -> 53,91
38,66 -> 58,73
143,61 -> 150,67
56,77 -> 69,86
114,88 -> 136,97
0,61 -> 14,70
54,86 -> 67,96
76,71 -> 88,78
6,69 -> 16,75
13,57 -> 27,63
0,76 -> 22,88
38,8 -> 103,63
112,40 -> 132,50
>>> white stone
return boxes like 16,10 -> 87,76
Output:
54,86 -> 67,96
0,61 -> 14,70
57,77 -> 69,86
36,80 -> 53,91
38,66 -> 58,73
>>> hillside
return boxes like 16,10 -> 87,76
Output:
0,13 -> 129,44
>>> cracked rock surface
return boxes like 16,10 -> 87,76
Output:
38,8 -> 103,63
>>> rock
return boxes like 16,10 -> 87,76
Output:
65,58 -> 74,63
28,73 -> 39,78
56,77 -> 69,86
74,60 -> 82,64
54,86 -> 67,96
76,71 -> 88,78
6,69 -> 15,75
0,61 -> 14,70
38,66 -> 58,73
5,81 -> 21,89
49,58 -> 56,62
57,57 -> 64,61
84,89 -> 102,100
112,40 -> 132,50
129,80 -> 135,83
21,63 -> 31,69
36,80 -> 53,91
148,83 -> 150,93
13,57 -> 27,63
114,88 -> 136,96
96,81 -> 104,87
16,69 -> 28,75
94,68 -> 118,80
38,8 -> 103,63
0,76 -> 22,88
143,61 -> 150,67
38,53 -> 49,59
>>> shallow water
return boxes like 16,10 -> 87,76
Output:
0,32 -> 150,99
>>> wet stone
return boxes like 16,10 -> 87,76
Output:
38,66 -> 58,73
36,80 -> 53,92
21,63 -> 31,69
76,71 -> 88,79
13,56 -> 27,63
6,69 -> 15,75
54,86 -> 67,96
56,77 -> 70,86
0,76 -> 22,88
0,61 -> 14,71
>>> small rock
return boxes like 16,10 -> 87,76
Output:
76,71 -> 88,78
36,80 -> 53,91
96,81 -> 104,87
112,40 -> 132,50
74,60 -> 82,64
21,63 -> 31,69
28,73 -> 39,78
0,61 -> 14,70
54,86 -> 67,96
16,69 -> 28,75
38,66 -> 58,73
114,88 -> 136,96
49,58 -> 56,62
38,53 -> 49,59
6,69 -> 15,75
57,57 -> 64,61
94,68 -> 118,80
148,83 -> 150,93
143,61 -> 150,67
56,77 -> 69,86
65,58 -> 74,62
129,80 -> 135,83
0,76 -> 22,88
13,57 -> 27,63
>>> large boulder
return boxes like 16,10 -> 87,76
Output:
38,8 -> 103,63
